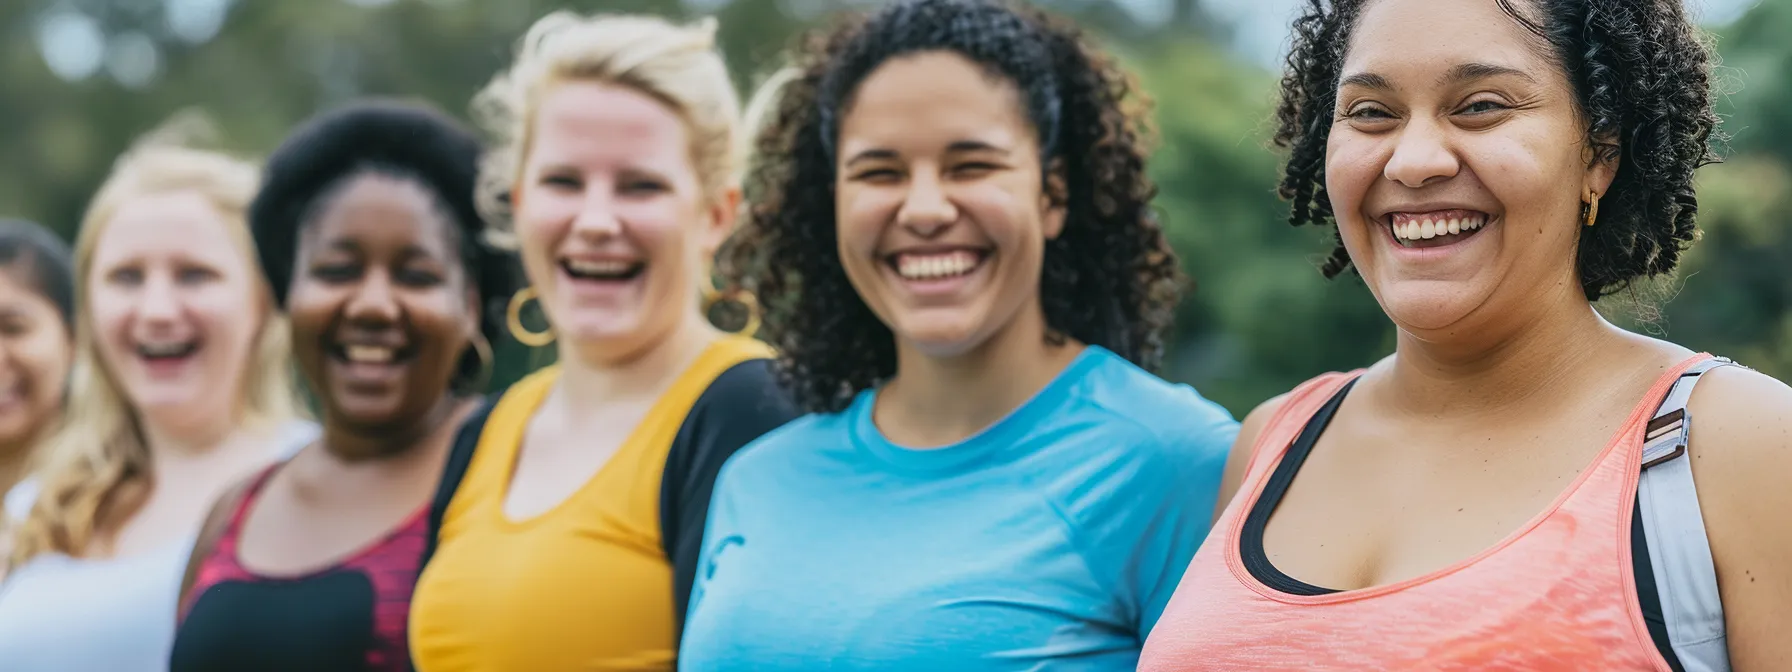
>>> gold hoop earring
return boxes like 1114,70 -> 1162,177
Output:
506,287 -> 555,348
699,274 -> 762,338
1583,189 -> 1601,227
467,331 -> 494,392
703,287 -> 762,338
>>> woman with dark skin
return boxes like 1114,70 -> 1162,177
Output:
679,1 -> 1237,668
1140,0 -> 1792,670
169,101 -> 511,672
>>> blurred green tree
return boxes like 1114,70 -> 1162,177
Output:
0,0 -> 1786,415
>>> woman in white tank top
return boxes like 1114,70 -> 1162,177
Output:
0,121 -> 316,672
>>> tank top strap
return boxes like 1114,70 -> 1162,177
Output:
1238,371 -> 1364,491
450,366 -> 561,510
216,464 -> 283,547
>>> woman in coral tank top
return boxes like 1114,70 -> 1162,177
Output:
1138,0 -> 1792,670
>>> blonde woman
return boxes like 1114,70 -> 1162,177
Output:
0,126 -> 317,671
407,12 -> 799,671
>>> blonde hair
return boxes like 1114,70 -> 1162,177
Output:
8,114 -> 302,566
472,11 -> 744,248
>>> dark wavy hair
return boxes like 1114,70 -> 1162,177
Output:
720,0 -> 1179,414
1274,0 -> 1721,300
249,100 -> 515,391
0,218 -> 74,331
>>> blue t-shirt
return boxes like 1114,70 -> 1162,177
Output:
679,346 -> 1239,670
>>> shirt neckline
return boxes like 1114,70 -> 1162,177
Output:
850,345 -> 1110,476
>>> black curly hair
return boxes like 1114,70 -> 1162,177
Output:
719,0 -> 1179,414
1273,0 -> 1721,300
249,100 -> 515,391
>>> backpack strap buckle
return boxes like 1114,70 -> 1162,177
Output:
1641,357 -> 1740,470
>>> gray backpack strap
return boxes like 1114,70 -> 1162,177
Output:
1638,357 -> 1737,672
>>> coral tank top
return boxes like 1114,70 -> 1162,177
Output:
1137,355 -> 1711,672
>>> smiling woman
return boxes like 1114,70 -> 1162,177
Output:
166,100 -> 511,672
0,220 -> 74,517
0,122 -> 314,672
404,12 -> 800,672
680,0 -> 1238,669
1138,0 -> 1792,670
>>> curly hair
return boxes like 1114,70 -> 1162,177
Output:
249,100 -> 515,390
720,0 -> 1179,414
1272,0 -> 1721,300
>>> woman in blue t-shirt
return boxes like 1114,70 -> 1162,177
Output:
678,0 -> 1239,668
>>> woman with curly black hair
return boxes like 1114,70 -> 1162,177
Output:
679,0 -> 1238,668
165,100 -> 510,672
1139,1 -> 1792,670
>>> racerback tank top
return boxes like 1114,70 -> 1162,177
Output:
171,463 -> 427,672
1138,354 -> 1712,672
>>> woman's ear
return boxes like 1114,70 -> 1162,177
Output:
701,186 -> 744,258
1584,135 -> 1620,198
1042,159 -> 1068,240
464,287 -> 482,334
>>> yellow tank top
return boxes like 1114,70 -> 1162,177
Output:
409,335 -> 774,671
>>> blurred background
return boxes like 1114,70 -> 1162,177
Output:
1,0 -> 1785,417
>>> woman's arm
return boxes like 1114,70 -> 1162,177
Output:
1685,365 -> 1792,671
1212,392 -> 1290,526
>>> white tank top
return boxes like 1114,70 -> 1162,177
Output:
0,420 -> 317,672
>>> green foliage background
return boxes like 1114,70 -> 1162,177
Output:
1,0 -> 1785,417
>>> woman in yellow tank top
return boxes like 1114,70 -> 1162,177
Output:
406,11 -> 800,671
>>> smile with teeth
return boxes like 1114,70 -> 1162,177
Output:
563,258 -> 644,281
343,345 -> 396,364
1389,210 -> 1489,247
137,341 -> 197,359
892,250 -> 986,280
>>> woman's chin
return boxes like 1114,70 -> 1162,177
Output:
0,418 -> 37,452
133,396 -> 233,437
1378,287 -> 1490,336
891,314 -> 992,360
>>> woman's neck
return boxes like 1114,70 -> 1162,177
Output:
1383,280 -> 1648,416
141,410 -> 269,475
876,303 -> 1085,448
321,394 -> 472,464
551,312 -> 720,413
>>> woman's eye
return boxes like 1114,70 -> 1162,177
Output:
177,267 -> 216,285
850,168 -> 901,182
621,180 -> 668,194
1460,100 -> 1509,115
1347,106 -> 1393,120
310,264 -> 359,281
399,269 -> 444,286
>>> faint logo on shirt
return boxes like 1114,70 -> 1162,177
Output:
703,535 -> 746,580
